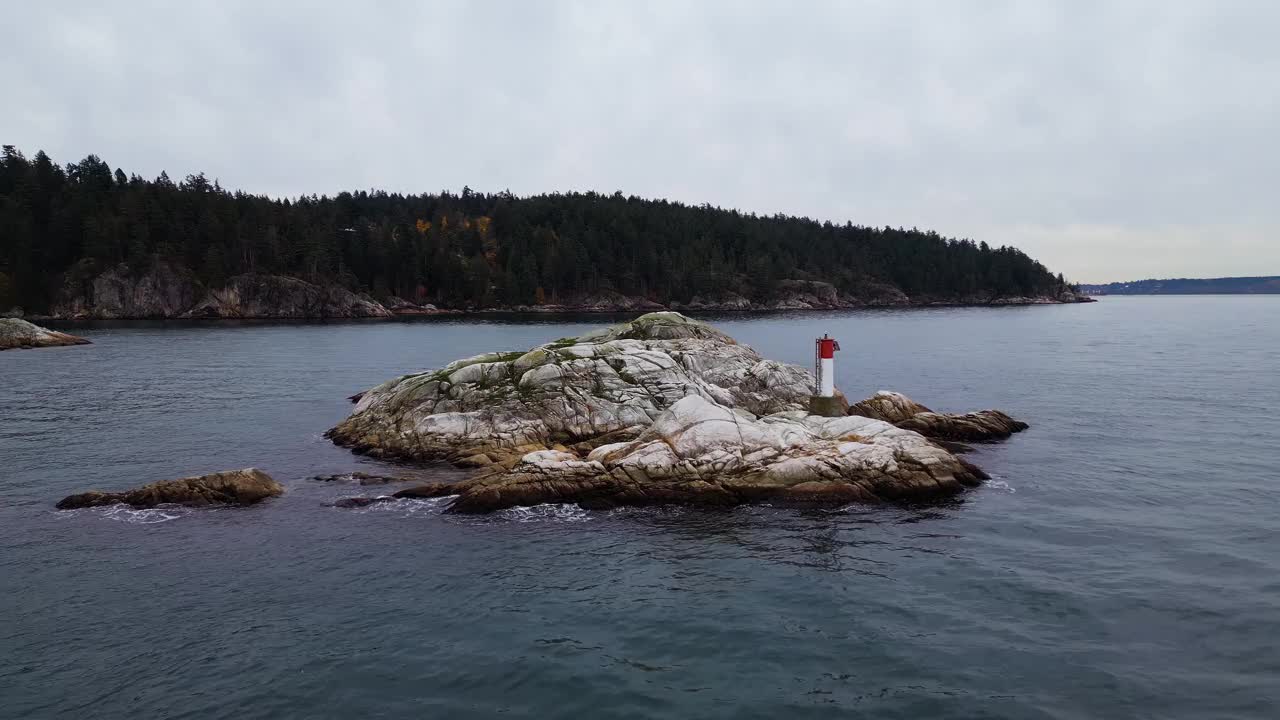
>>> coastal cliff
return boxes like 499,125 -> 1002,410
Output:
50,260 -> 396,319
327,312 -> 1020,513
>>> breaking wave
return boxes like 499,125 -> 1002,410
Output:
495,503 -> 592,523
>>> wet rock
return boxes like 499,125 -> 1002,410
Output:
310,471 -> 415,485
848,391 -> 1028,442
898,410 -> 1029,442
56,468 -> 283,509
0,318 -> 91,351
847,391 -> 933,424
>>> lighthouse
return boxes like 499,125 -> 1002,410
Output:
808,334 -> 846,417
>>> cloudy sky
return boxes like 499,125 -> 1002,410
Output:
5,1 -> 1277,283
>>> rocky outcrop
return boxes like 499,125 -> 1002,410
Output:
56,468 -> 283,509
848,391 -> 1028,442
326,312 -> 814,464
674,291 -> 754,311
184,274 -> 392,318
383,297 -> 452,315
329,313 -> 1019,514
487,290 -> 667,314
54,259 -> 202,319
0,318 -> 91,350
51,260 -> 396,319
847,391 -> 933,424
439,396 -> 987,513
311,471 -> 417,485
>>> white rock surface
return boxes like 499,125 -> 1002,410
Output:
328,312 -> 814,461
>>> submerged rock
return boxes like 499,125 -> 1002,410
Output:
328,313 -> 1023,514
56,468 -> 283,509
310,471 -> 417,485
848,391 -> 1029,442
0,318 -> 91,351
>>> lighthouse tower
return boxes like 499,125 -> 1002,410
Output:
808,334 -> 845,417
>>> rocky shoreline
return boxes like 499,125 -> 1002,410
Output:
26,260 -> 1093,321
326,312 -> 1027,514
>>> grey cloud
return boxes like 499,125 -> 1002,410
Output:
3,0 -> 1276,282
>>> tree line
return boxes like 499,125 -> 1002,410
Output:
0,146 -> 1072,311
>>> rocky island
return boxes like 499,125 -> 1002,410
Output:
328,312 -> 1025,513
57,468 -> 283,509
0,318 -> 90,351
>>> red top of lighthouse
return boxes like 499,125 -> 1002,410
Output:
817,336 -> 840,359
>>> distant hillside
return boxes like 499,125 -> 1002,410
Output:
1081,277 -> 1280,295
1,146 -> 1084,317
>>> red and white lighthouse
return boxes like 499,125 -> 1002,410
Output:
815,334 -> 841,397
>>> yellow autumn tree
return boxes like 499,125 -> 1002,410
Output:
415,219 -> 431,235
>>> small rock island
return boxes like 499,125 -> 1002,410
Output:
328,312 -> 1026,513
57,468 -> 283,510
0,318 -> 90,351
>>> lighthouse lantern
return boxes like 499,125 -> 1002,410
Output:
814,334 -> 841,397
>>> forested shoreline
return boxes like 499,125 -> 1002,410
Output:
0,147 -> 1081,316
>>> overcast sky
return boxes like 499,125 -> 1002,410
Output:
5,1 -> 1277,283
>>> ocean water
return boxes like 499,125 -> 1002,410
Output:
2,297 -> 1278,719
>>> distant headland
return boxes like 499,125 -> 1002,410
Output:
1081,276 -> 1280,296
2,147 -> 1089,319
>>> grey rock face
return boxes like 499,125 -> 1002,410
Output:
326,312 -> 814,463
848,391 -> 1029,442
52,260 -> 394,319
54,259 -> 201,319
183,274 -> 392,318
0,318 -> 90,350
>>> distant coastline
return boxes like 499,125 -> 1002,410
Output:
1081,276 -> 1280,296
13,268 -> 1093,322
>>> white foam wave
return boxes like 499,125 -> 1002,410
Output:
99,503 -> 189,524
349,495 -> 457,515
985,479 -> 1016,493
497,503 -> 592,523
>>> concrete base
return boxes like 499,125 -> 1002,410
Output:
808,394 -> 849,418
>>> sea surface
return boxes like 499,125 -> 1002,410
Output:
2,297 -> 1278,719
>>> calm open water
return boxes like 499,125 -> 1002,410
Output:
2,297 -> 1278,719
